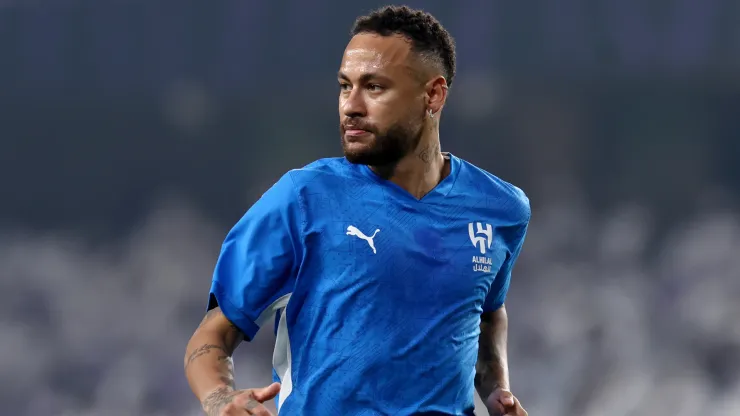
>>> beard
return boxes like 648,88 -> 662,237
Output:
340,116 -> 424,168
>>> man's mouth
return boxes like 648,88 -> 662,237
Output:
344,129 -> 369,136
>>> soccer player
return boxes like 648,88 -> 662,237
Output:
185,6 -> 530,416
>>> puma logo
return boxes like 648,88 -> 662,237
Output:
346,225 -> 380,254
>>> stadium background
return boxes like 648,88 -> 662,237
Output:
2,1 -> 740,415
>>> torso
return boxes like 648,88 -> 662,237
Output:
274,155 -> 529,415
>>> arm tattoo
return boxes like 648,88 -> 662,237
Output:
185,344 -> 229,369
202,386 -> 240,416
475,318 -> 507,399
475,337 -> 495,397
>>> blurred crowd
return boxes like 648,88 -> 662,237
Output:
1,188 -> 738,416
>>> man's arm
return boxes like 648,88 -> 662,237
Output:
475,305 -> 509,400
184,173 -> 301,415
184,306 -> 245,415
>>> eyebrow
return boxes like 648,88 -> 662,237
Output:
337,71 -> 392,84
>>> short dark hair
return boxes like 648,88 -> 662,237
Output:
350,5 -> 456,88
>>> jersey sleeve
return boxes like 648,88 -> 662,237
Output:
207,172 -> 304,341
482,218 -> 529,313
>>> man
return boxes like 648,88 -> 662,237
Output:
185,5 -> 530,416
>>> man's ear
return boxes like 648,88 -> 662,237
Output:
425,75 -> 448,116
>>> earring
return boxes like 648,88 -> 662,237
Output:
429,109 -> 434,119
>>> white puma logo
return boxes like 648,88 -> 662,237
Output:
346,225 -> 380,254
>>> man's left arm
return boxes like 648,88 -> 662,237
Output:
477,307 -> 528,416
477,204 -> 530,415
475,305 -> 509,401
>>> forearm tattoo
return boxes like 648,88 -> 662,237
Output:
475,321 -> 505,398
202,386 -> 240,416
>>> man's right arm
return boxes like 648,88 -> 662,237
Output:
184,306 -> 246,415
186,172 -> 303,414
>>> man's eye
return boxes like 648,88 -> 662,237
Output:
339,83 -> 351,91
368,84 -> 383,92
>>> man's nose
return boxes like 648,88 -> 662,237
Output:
341,89 -> 367,118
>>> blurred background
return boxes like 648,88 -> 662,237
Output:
1,1 -> 739,415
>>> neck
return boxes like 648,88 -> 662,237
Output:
370,135 -> 447,200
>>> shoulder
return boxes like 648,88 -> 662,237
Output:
285,157 -> 359,190
456,156 -> 531,223
236,158 -> 355,229
259,157 -> 362,210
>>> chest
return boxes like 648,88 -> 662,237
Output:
301,195 -> 510,304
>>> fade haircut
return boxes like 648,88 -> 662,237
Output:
350,5 -> 457,88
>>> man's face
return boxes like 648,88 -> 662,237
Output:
338,33 -> 427,166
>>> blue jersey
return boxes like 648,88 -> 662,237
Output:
208,154 -> 530,415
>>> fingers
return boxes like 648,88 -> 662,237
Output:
486,398 -> 505,415
243,397 -> 274,415
497,390 -> 515,407
226,394 -> 274,416
485,389 -> 506,415
226,385 -> 280,416
513,396 -> 527,416
504,396 -> 527,416
252,382 -> 281,402
488,389 -> 526,416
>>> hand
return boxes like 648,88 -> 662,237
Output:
202,382 -> 281,416
484,388 -> 527,416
